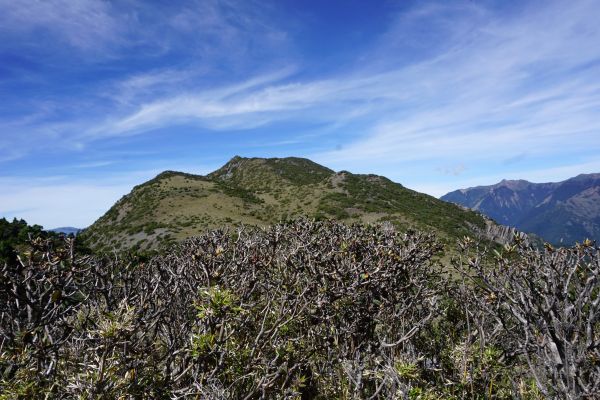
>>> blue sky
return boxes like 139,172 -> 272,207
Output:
1,0 -> 600,228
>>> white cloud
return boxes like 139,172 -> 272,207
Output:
68,0 -> 599,171
312,0 -> 600,167
437,163 -> 467,176
88,67 -> 306,136
2,0 -> 600,227
0,0 -> 122,50
0,0 -> 289,62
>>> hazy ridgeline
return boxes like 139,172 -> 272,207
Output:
1,219 -> 599,399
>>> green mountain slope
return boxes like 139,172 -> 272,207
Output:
81,156 -> 504,252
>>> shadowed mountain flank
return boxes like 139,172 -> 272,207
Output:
442,173 -> 600,244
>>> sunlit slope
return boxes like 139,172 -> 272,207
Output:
81,156 -> 499,252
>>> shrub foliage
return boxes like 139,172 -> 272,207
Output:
1,218 -> 599,399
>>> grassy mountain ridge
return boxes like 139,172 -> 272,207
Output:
81,156 -> 500,252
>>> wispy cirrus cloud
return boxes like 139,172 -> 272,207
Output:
2,0 -> 600,228
4,0 -> 600,167
0,0 -> 288,57
312,1 -> 600,179
0,0 -> 293,159
72,0 -> 600,167
93,67 -> 302,136
88,66 -> 418,139
0,0 -> 123,51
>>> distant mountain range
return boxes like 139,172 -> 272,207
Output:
80,156 -> 517,252
441,173 -> 600,245
49,227 -> 81,235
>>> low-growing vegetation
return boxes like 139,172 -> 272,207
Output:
80,157 -> 499,252
1,218 -> 598,398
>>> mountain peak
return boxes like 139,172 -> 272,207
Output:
208,156 -> 335,187
495,179 -> 532,191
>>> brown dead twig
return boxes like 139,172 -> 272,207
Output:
453,236 -> 600,399
1,218 -> 444,399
